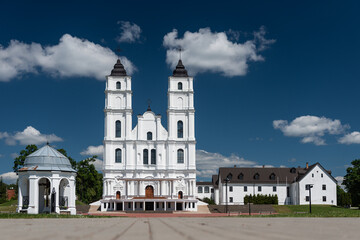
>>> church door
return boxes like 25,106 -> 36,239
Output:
145,186 -> 154,198
178,191 -> 183,199
116,191 -> 121,200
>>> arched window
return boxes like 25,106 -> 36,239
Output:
143,149 -> 148,164
177,149 -> 184,163
115,120 -> 121,138
147,132 -> 152,140
204,186 -> 209,193
269,173 -> 276,180
151,149 -> 156,164
254,173 -> 260,180
116,81 -> 121,89
178,82 -> 183,90
115,149 -> 122,163
177,121 -> 183,138
238,173 -> 244,180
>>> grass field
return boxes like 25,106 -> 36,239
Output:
270,205 -> 360,217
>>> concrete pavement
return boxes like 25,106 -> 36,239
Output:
0,217 -> 359,240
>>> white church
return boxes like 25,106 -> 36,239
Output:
100,58 -> 197,211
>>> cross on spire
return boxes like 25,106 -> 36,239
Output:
115,47 -> 122,59
147,99 -> 152,111
178,47 -> 182,60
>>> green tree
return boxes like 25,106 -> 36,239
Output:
336,185 -> 352,207
57,148 -> 77,170
76,156 -> 103,204
0,177 -> 8,204
13,144 -> 38,172
343,159 -> 360,207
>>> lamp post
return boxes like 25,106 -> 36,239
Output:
224,177 -> 230,214
307,184 -> 313,214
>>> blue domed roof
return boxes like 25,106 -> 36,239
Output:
22,145 -> 76,172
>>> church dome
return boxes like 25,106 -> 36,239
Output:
172,60 -> 188,77
22,145 -> 76,172
110,59 -> 127,76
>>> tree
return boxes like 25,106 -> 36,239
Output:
343,159 -> 360,207
13,144 -> 38,172
57,148 -> 77,170
336,185 -> 352,207
0,177 -> 7,204
75,156 -> 103,204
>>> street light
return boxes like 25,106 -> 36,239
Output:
306,184 -> 314,214
224,177 -> 230,214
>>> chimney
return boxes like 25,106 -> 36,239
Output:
262,165 -> 265,168
306,162 -> 309,169
234,165 -> 236,168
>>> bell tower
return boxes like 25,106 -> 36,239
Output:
104,59 -> 133,169
167,60 -> 196,170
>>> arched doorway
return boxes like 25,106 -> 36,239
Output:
38,178 -> 51,213
116,191 -> 121,200
145,185 -> 154,198
59,178 -> 70,210
178,191 -> 183,199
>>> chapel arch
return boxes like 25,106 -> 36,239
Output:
38,178 -> 51,213
59,178 -> 70,209
145,185 -> 154,198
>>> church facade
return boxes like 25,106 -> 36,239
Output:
100,59 -> 197,211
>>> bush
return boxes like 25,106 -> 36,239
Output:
201,197 -> 216,205
244,194 -> 278,204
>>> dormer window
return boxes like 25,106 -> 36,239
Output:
178,82 -> 183,90
238,173 -> 244,180
147,132 -> 153,140
226,173 -> 232,181
116,81 -> 121,89
269,173 -> 276,180
290,168 -> 296,173
254,173 -> 260,180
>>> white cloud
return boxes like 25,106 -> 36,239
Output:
273,115 -> 348,145
196,150 -> 256,178
80,145 -> 104,157
163,26 -> 275,77
339,131 -> 360,144
10,153 -> 19,159
116,21 -> 142,43
0,34 -> 136,82
254,165 -> 275,168
0,172 -> 18,184
0,126 -> 62,146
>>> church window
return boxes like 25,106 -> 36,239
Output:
269,173 -> 276,180
177,121 -> 183,138
198,186 -> 203,193
115,149 -> 122,163
238,173 -> 244,180
178,82 -> 183,90
177,149 -> 184,163
204,186 -> 209,193
143,149 -> 148,164
254,173 -> 260,180
116,81 -> 121,89
147,131 -> 153,140
115,120 -> 121,138
151,149 -> 156,164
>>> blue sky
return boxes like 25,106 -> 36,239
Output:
1,0 -> 359,183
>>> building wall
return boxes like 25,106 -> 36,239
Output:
298,165 -> 337,205
196,185 -> 214,200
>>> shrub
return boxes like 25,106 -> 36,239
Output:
244,194 -> 278,204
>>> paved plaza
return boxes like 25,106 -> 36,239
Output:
1,217 -> 359,240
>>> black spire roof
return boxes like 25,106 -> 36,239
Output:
110,59 -> 127,76
172,60 -> 188,77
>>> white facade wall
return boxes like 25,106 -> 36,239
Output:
298,165 -> 337,205
196,185 -> 214,200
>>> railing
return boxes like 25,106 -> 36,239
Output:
22,196 -> 29,209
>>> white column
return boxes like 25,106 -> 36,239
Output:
51,177 -> 60,214
28,176 -> 38,214
164,201 -> 167,211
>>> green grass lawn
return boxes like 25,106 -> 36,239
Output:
271,205 -> 360,217
0,200 -> 17,213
